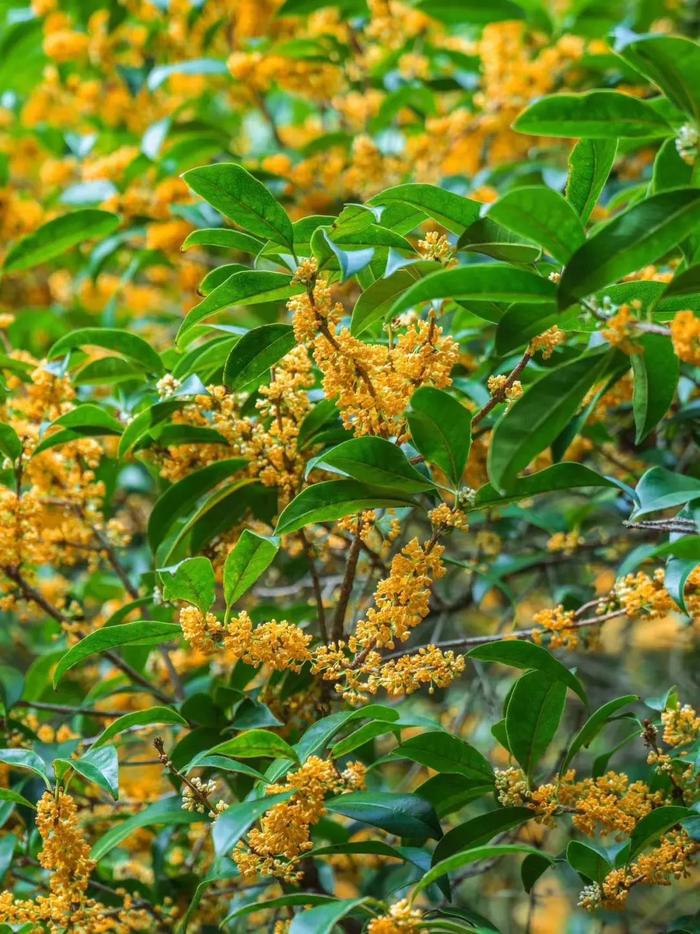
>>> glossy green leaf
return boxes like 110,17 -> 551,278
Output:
158,556 -> 216,612
351,263 -> 439,337
567,840 -> 612,883
388,264 -> 556,318
206,729 -> 298,762
308,436 -> 434,493
629,806 -> 693,860
223,323 -> 295,390
407,386 -> 471,487
566,138 -> 618,223
413,845 -> 548,898
487,186 -> 585,263
369,183 -> 481,233
91,796 -> 201,860
289,898 -> 368,934
0,749 -> 50,788
396,732 -> 493,784
558,189 -> 700,307
181,227 -> 263,254
326,791 -> 442,839
3,209 -> 119,272
432,808 -> 533,867
93,706 -> 187,748
631,333 -> 679,443
0,424 -> 22,462
615,33 -> 700,124
57,745 -> 119,799
561,695 -> 638,772
0,789 -> 35,810
468,640 -> 587,704
513,90 -> 672,139
632,467 -> 700,518
488,349 -> 610,492
183,162 -> 294,249
474,463 -> 614,509
275,480 -> 415,535
53,622 -> 181,686
48,327 -> 163,374
505,671 -> 567,778
224,529 -> 279,607
212,792 -> 294,856
177,271 -> 300,344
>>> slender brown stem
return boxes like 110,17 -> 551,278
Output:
154,736 -> 215,814
472,351 -> 532,427
332,528 -> 362,642
16,700 -> 124,718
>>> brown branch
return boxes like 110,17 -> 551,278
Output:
332,528 -> 362,642
16,700 -> 124,719
472,351 -> 532,427
154,736 -> 215,815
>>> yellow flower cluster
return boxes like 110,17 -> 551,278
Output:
579,830 -> 697,911
670,310 -> 700,365
662,702 -> 700,748
546,531 -> 584,555
417,231 -> 454,264
558,770 -> 663,838
531,604 -> 580,650
368,898 -> 424,933
179,606 -> 312,672
289,268 -> 458,437
428,503 -> 469,530
0,790 -> 152,931
602,303 -> 642,354
487,374 -> 523,406
528,325 -> 566,359
234,756 -> 365,882
612,569 -> 675,620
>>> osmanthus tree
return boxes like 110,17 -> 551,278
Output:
0,8 -> 699,934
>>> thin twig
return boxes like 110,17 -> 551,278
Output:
298,531 -> 329,643
472,350 -> 532,427
332,528 -> 362,642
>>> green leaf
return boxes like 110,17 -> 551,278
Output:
632,467 -> 700,518
505,671 -> 567,779
118,400 -> 182,459
665,557 -> 699,616
388,264 -> 555,319
561,695 -> 638,772
474,463 -> 614,509
0,749 -> 50,788
223,323 -> 295,391
0,788 -> 35,810
57,745 -> 119,799
521,852 -> 552,893
33,404 -> 124,455
458,216 -> 542,265
395,732 -> 493,784
148,458 -> 247,551
487,186 -> 585,263
432,808 -> 533,867
3,209 -> 119,272
48,328 -> 163,374
289,898 -> 368,934
629,806 -> 693,861
326,791 -> 442,839
308,437 -> 433,493
566,138 -> 618,223
0,424 -> 21,462
413,845 -> 548,899
158,556 -> 216,613
206,729 -> 298,762
468,640 -> 587,704
91,796 -> 200,861
487,349 -> 610,492
53,622 -> 181,686
177,270 -> 299,345
223,895 -> 338,927
615,33 -> 700,124
407,386 -> 471,487
558,189 -> 700,308
661,264 -> 700,300
224,529 -> 279,607
183,163 -> 294,249
631,333 -> 679,443
212,792 -> 293,856
566,840 -> 612,883
275,480 -> 415,535
350,263 -> 439,337
181,227 -> 263,254
513,90 -> 672,139
92,707 -> 187,748
369,183 -> 481,233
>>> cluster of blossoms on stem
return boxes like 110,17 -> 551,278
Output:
234,756 -> 366,882
289,259 -> 459,438
0,790 -> 154,931
367,897 -> 424,933
670,310 -> 700,365
531,604 -> 581,650
528,325 -> 566,359
546,530 -> 585,555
